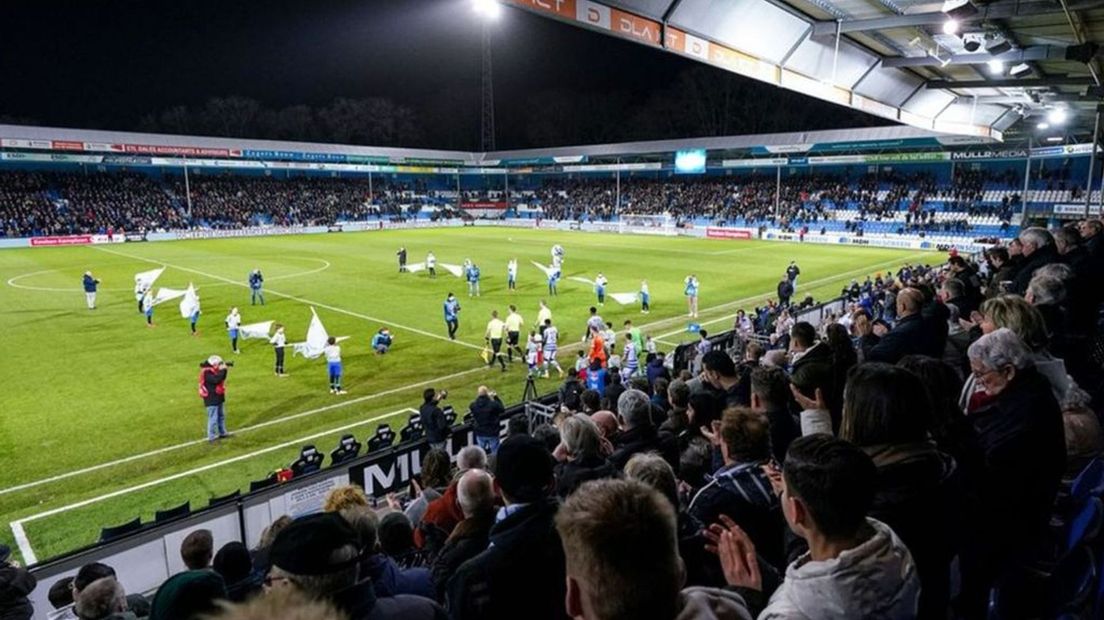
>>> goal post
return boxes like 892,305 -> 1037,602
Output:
617,212 -> 678,236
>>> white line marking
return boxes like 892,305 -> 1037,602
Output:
92,246 -> 483,350
10,522 -> 36,566
0,249 -> 929,499
5,259 -> 332,293
15,407 -> 413,526
0,364 -> 489,498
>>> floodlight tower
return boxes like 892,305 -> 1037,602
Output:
473,0 -> 499,152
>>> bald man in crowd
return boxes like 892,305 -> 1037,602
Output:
867,288 -> 928,364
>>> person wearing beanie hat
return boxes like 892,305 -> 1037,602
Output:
264,514 -> 443,620
212,542 -> 260,603
148,570 -> 226,620
447,435 -> 566,620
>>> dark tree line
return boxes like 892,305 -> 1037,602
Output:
2,66 -> 884,150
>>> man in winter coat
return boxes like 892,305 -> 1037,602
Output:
469,386 -> 505,454
0,545 -> 35,620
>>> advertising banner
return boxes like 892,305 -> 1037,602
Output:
29,235 -> 94,247
705,227 -> 753,240
1053,204 -> 1102,216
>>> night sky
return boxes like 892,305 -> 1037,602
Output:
0,0 -> 880,149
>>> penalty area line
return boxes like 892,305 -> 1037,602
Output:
91,246 -> 483,351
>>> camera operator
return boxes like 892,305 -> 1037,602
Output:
421,388 -> 450,451
199,355 -> 233,443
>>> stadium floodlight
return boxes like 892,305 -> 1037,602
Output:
942,19 -> 960,35
1047,107 -> 1069,125
1009,63 -> 1031,77
473,0 -> 501,19
1037,122 -> 1050,130
962,33 -> 983,53
987,59 -> 1004,75
985,35 -> 1012,56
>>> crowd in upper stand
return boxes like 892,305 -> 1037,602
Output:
0,166 -> 1057,238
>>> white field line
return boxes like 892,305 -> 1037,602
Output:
654,251 -> 932,341
10,522 -> 35,566
6,259 -> 331,293
0,249 -> 928,500
13,406 -> 414,530
92,246 -> 484,350
0,364 -> 490,498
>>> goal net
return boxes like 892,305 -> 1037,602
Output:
617,212 -> 678,236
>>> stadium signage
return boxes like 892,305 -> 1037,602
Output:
950,149 -> 1029,161
29,234 -> 95,247
721,158 -> 787,168
561,162 -> 662,172
1053,204 -> 1102,216
1031,143 -> 1096,158
705,227 -> 753,240
175,226 -> 316,240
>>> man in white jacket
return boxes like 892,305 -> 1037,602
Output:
710,434 -> 920,620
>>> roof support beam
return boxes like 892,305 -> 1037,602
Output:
953,93 -> 1102,104
810,1 -> 1102,36
926,76 -> 1097,89
882,45 -> 1094,68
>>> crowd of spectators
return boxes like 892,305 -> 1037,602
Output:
6,217 -> 1102,620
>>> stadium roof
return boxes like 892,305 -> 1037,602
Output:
0,123 -> 997,166
499,0 -> 1103,141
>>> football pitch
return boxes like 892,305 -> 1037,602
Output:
0,227 -> 926,562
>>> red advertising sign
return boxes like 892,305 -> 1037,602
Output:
705,227 -> 752,240
30,235 -> 94,247
51,141 -> 85,151
508,0 -> 575,19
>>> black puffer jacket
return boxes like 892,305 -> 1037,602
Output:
0,563 -> 35,620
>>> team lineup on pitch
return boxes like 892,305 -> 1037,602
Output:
0,227 -> 925,560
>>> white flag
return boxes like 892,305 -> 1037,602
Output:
152,287 -> 187,306
609,292 -> 639,305
405,262 -> 426,273
530,261 -> 556,277
179,284 -> 200,318
438,263 -> 464,278
240,321 -> 274,340
291,308 -> 350,358
134,267 -> 165,291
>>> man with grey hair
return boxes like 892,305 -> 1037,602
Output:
74,577 -> 129,620
1012,227 -> 1059,294
608,389 -> 678,472
1026,275 -> 1066,307
455,445 -> 488,474
431,469 -> 495,601
960,328 -> 1064,616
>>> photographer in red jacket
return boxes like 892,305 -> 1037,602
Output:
199,355 -> 233,443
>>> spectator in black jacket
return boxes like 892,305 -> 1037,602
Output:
867,288 -> 928,364
700,351 -> 743,407
447,436 -> 566,620
840,363 -> 964,618
420,388 -> 449,451
554,414 -> 618,498
469,386 -> 504,454
609,390 -> 679,473
748,367 -> 800,464
1011,227 -> 1060,295
789,322 -> 839,429
776,278 -> 794,307
199,355 -> 231,444
958,329 -> 1065,616
430,469 -> 494,603
0,545 -> 35,620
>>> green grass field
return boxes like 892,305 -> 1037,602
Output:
0,227 -> 926,562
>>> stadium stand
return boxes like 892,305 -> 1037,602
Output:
17,218 -> 1104,619
1,160 -> 1099,240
